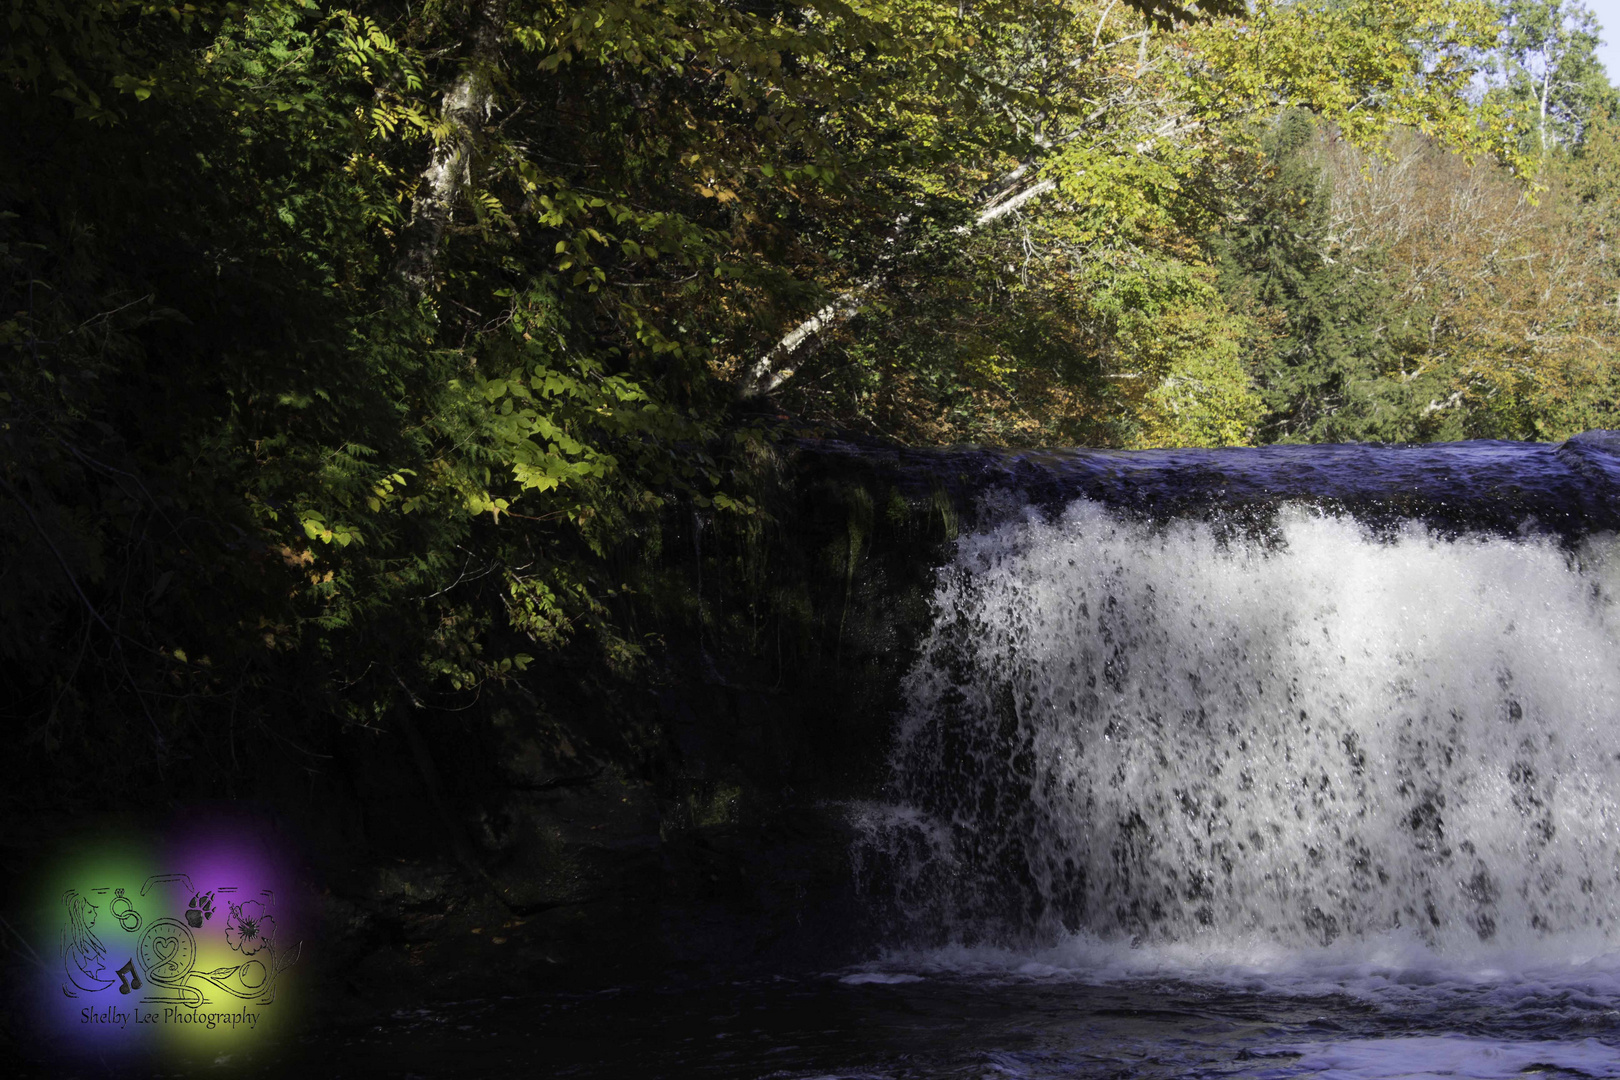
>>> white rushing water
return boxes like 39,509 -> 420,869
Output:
854,500 -> 1620,968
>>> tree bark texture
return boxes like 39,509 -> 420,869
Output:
736,177 -> 1059,400
394,0 -> 509,298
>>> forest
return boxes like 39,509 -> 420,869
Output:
3,0 -> 1619,786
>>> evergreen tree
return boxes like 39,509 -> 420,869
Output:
1215,113 -> 1415,442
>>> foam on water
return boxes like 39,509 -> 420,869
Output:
846,930 -> 1620,1009
836,972 -> 926,985
1285,1036 -> 1620,1079
855,500 -> 1620,975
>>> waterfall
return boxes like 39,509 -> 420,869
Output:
856,499 -> 1620,959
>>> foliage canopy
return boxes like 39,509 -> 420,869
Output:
4,0 -> 1617,775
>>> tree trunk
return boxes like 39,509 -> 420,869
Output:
735,177 -> 1059,400
394,0 -> 509,298
1539,65 -> 1551,159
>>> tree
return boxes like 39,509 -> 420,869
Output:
1212,113 -> 1426,442
1487,0 -> 1616,156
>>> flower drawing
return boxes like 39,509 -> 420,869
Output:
224,900 -> 275,956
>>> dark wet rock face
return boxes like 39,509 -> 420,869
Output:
286,442 -> 959,1012
803,431 -> 1620,540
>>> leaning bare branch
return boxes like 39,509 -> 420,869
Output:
737,177 -> 1061,400
737,282 -> 877,399
965,178 -> 1059,231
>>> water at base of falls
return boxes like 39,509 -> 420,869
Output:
240,962 -> 1620,1078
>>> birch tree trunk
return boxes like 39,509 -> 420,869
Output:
1539,65 -> 1551,159
735,177 -> 1060,400
394,0 -> 508,299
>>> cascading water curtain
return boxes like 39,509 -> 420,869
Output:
855,501 -> 1620,954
